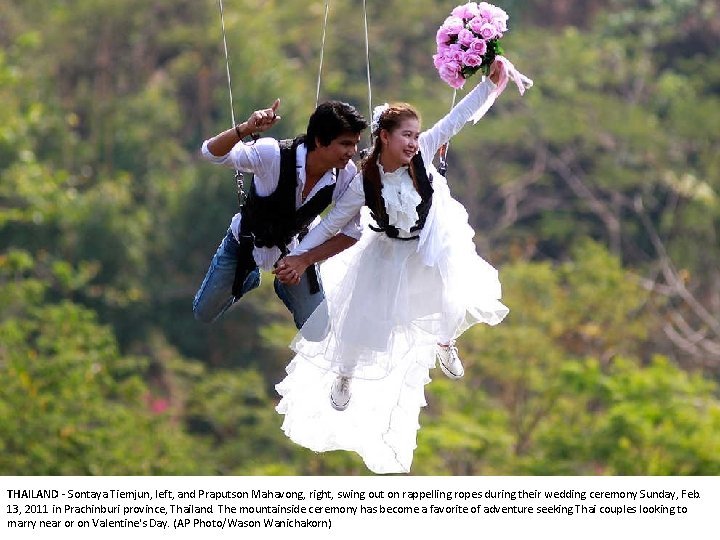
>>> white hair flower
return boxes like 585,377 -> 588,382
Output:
371,103 -> 390,133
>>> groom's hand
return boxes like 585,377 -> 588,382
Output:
273,255 -> 309,285
247,98 -> 282,133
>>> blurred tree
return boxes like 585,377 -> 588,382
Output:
0,250 -> 210,475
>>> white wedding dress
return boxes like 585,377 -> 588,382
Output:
276,78 -> 509,474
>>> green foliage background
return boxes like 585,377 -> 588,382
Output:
1,0 -> 719,475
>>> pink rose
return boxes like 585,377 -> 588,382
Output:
477,2 -> 496,20
433,52 -> 447,69
438,60 -> 461,81
433,51 -> 457,69
442,15 -> 465,35
447,44 -> 465,62
436,26 -> 453,45
492,16 -> 508,34
440,68 -> 464,88
479,22 -> 498,40
490,6 -> 509,33
457,28 -> 475,47
468,16 -> 487,35
462,51 -> 483,67
444,72 -> 466,89
451,2 -> 480,20
468,37 -> 487,55
489,5 -> 508,20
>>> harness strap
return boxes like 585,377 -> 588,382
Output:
368,224 -> 420,240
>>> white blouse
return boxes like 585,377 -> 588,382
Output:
291,76 -> 498,256
378,161 -> 422,234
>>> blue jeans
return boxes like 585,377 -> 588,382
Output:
192,229 -> 325,330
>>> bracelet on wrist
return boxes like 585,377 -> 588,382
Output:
234,123 -> 260,145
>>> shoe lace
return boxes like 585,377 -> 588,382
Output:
439,341 -> 457,353
339,376 -> 350,392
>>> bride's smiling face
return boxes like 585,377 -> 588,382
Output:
380,118 -> 421,171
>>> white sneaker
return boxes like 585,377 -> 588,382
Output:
437,342 -> 464,379
330,375 -> 352,411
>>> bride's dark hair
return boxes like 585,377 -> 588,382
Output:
361,103 -> 421,216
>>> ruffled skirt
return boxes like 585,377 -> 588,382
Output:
276,189 -> 508,473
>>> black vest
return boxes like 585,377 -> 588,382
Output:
363,152 -> 433,239
239,137 -> 335,249
231,137 -> 336,298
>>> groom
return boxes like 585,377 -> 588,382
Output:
193,98 -> 367,329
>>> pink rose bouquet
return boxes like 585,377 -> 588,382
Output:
433,2 -> 509,89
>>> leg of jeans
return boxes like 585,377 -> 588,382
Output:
274,265 -> 326,330
193,229 -> 260,323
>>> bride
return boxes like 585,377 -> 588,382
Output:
274,60 -> 511,474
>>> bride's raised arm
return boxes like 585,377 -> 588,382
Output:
419,60 -> 504,159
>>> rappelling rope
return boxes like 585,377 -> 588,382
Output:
437,89 -> 457,177
217,0 -> 246,205
315,1 -> 331,108
362,0 -> 373,147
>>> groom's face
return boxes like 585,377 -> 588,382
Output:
316,131 -> 361,169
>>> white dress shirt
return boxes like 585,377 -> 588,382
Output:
201,138 -> 362,271
291,77 -> 498,255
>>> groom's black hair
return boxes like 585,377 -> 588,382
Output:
305,101 -> 367,151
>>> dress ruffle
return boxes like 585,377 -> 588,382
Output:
276,342 -> 435,474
